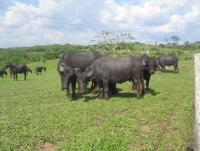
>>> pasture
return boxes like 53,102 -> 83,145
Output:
0,58 -> 194,150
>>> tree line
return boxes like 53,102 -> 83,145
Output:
0,32 -> 200,67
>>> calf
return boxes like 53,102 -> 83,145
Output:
35,66 -> 46,75
75,69 -> 118,95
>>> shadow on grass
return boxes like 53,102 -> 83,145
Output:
157,68 -> 178,74
146,88 -> 160,96
82,88 -> 160,102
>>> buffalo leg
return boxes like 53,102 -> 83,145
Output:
14,74 -> 16,81
135,80 -> 140,98
13,74 -> 16,81
145,74 -> 151,91
71,79 -> 76,99
60,75 -> 65,90
134,77 -> 144,99
109,83 -> 118,94
65,80 -> 70,98
103,80 -> 109,99
160,64 -> 165,71
90,80 -> 97,93
174,63 -> 179,72
98,81 -> 103,99
24,73 -> 26,80
140,79 -> 145,97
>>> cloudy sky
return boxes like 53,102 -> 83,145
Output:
0,0 -> 200,48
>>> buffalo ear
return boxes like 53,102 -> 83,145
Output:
74,68 -> 81,75
142,60 -> 147,66
59,63 -> 65,72
86,67 -> 93,77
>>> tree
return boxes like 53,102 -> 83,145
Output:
89,30 -> 135,56
184,41 -> 190,46
170,36 -> 180,46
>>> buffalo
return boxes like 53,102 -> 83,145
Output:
135,55 -> 157,90
35,66 -> 46,75
81,56 -> 146,99
75,69 -> 118,95
57,51 -> 100,99
4,63 -> 32,81
0,68 -> 7,79
156,55 -> 178,72
76,54 -> 157,97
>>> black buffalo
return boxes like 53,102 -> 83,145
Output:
35,66 -> 46,75
82,56 -> 145,99
76,54 -> 157,96
57,51 -> 100,99
156,55 -> 178,72
75,69 -> 118,95
135,55 -> 157,90
0,68 -> 7,79
4,63 -> 32,81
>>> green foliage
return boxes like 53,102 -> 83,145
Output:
0,42 -> 200,67
0,44 -> 87,67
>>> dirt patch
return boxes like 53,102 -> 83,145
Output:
38,142 -> 58,151
140,120 -> 162,131
28,121 -> 33,129
141,124 -> 151,132
121,108 -> 132,115
96,117 -> 103,125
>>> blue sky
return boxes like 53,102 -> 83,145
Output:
0,0 -> 199,48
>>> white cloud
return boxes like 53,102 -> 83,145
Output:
150,4 -> 200,33
0,0 -> 200,47
99,0 -> 200,42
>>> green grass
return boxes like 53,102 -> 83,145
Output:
0,59 -> 194,150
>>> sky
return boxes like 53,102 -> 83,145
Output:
0,0 -> 200,48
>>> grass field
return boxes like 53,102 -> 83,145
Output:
0,59 -> 194,150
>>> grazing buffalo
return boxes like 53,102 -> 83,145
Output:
0,68 -> 7,79
4,63 -> 32,81
82,56 -> 145,99
156,55 -> 178,72
57,51 -> 100,99
35,66 -> 46,75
